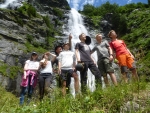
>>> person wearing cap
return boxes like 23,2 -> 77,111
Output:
58,41 -> 79,96
51,45 -> 63,88
38,52 -> 56,100
91,33 -> 117,86
75,33 -> 102,92
20,52 -> 39,105
108,30 -> 139,83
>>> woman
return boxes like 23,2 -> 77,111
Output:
20,52 -> 39,105
38,52 -> 56,100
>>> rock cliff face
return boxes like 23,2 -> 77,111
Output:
0,0 -> 70,93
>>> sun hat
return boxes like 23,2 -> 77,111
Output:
75,63 -> 84,71
85,36 -> 91,45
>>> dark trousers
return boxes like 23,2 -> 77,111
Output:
60,69 -> 73,91
80,61 -> 102,92
39,73 -> 52,100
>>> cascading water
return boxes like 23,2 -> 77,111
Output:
0,0 -> 24,9
63,8 -> 98,96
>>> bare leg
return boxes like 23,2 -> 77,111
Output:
72,72 -> 79,94
62,81 -> 66,96
131,68 -> 139,82
122,73 -> 128,83
103,75 -> 109,87
109,73 -> 118,86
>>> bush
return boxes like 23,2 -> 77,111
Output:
53,8 -> 63,18
42,15 -> 51,28
17,3 -> 37,17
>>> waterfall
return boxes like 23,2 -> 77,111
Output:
0,0 -> 24,9
63,8 -> 98,96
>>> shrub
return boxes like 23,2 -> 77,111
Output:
17,3 -> 37,17
53,8 -> 63,18
26,34 -> 34,43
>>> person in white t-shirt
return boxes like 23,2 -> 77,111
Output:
20,52 -> 39,105
58,41 -> 79,96
38,52 -> 56,100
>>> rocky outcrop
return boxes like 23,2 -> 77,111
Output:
0,0 -> 71,93
38,0 -> 70,9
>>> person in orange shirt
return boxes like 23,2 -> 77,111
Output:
108,30 -> 139,83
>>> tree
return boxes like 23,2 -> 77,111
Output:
148,0 -> 150,5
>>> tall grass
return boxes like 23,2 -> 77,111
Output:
0,77 -> 150,113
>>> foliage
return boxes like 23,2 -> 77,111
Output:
17,2 -> 37,17
42,15 -> 51,28
0,80 -> 150,112
26,34 -> 34,43
15,16 -> 24,27
0,61 -> 22,79
91,16 -> 102,28
24,42 -> 46,53
82,2 -> 127,34
53,8 -> 63,18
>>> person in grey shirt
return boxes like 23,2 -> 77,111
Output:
91,33 -> 117,86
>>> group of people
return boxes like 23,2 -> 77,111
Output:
19,30 -> 139,105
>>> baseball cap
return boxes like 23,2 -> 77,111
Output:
31,52 -> 37,55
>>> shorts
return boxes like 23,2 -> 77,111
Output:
60,69 -> 74,81
98,58 -> 114,77
117,54 -> 136,73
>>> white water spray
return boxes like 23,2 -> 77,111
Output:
64,8 -> 98,96
0,0 -> 24,9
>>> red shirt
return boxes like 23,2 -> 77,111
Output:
109,39 -> 129,57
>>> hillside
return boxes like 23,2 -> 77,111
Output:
0,1 -> 70,92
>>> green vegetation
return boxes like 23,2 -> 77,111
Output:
91,16 -> 102,28
53,8 -> 63,18
0,61 -> 22,79
17,2 -> 37,18
1,79 -> 150,112
81,1 -> 150,76
24,41 -> 46,53
81,2 -> 149,35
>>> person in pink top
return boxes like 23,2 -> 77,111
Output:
108,30 -> 139,83
20,52 -> 39,105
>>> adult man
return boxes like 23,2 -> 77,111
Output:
58,42 -> 79,96
91,33 -> 117,86
108,30 -> 139,83
75,33 -> 102,92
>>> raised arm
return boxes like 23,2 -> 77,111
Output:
69,33 -> 72,50
50,52 -> 57,62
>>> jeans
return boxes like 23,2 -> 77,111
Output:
20,75 -> 34,105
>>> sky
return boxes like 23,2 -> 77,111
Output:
67,0 -> 148,10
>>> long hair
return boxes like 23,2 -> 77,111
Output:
30,54 -> 38,61
41,52 -> 50,68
